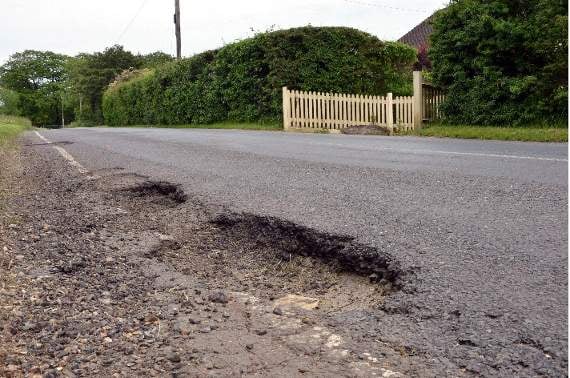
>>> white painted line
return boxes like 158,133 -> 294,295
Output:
418,149 -> 568,162
34,131 -> 95,176
312,142 -> 568,163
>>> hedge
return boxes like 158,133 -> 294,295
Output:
430,0 -> 568,126
103,26 -> 417,126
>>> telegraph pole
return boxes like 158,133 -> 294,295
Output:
174,0 -> 181,59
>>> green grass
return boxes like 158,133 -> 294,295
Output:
402,124 -> 568,142
0,115 -> 32,145
110,122 -> 282,131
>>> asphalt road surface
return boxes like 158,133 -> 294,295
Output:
32,128 -> 568,376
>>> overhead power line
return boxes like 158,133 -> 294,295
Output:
341,0 -> 431,14
116,0 -> 151,44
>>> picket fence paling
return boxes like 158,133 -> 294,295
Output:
283,87 -> 416,131
422,84 -> 445,122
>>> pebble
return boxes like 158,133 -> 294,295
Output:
188,317 -> 201,325
273,307 -> 284,316
166,352 -> 181,363
100,298 -> 112,305
174,320 -> 192,336
254,329 -> 267,336
208,291 -> 229,304
22,321 -> 37,331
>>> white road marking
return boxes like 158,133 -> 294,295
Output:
405,148 -> 568,162
311,141 -> 568,162
34,131 -> 95,176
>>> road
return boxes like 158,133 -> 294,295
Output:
33,128 -> 568,376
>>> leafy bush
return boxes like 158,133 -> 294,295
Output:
103,26 -> 417,126
0,87 -> 20,115
430,0 -> 568,126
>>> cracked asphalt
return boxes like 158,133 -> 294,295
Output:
31,128 -> 568,376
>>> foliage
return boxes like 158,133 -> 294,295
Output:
0,115 -> 31,146
0,114 -> 32,127
0,87 -> 21,115
413,45 -> 431,71
139,52 -> 174,69
430,0 -> 568,125
66,45 -> 142,124
103,26 -> 417,126
0,50 -> 69,126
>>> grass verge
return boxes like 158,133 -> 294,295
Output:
402,124 -> 568,142
0,115 -> 32,146
110,122 -> 282,131
0,115 -> 30,213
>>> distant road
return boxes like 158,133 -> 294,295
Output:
34,128 -> 568,376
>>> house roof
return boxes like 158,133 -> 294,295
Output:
398,15 -> 435,50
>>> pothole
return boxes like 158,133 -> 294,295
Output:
122,181 -> 188,205
143,211 -> 409,312
95,172 -> 403,312
210,213 -> 403,290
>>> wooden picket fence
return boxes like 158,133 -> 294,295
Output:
422,84 -> 445,122
282,71 -> 445,131
282,88 -> 415,131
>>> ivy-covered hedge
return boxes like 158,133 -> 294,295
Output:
103,26 -> 417,126
430,0 -> 568,126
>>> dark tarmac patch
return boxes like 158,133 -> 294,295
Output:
25,141 -> 74,147
121,180 -> 187,205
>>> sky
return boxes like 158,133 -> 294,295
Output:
0,0 -> 447,64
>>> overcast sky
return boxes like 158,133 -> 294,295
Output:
1,0 -> 446,64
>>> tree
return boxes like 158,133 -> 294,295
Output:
67,45 -> 141,124
430,0 -> 568,125
0,50 -> 69,126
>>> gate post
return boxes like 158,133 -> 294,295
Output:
282,87 -> 291,130
413,71 -> 423,130
386,92 -> 394,133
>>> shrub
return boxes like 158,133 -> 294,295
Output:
430,0 -> 568,126
103,26 -> 417,126
0,87 -> 20,115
